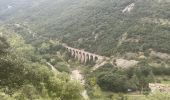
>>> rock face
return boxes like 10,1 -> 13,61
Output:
150,51 -> 170,60
115,59 -> 138,68
125,52 -> 138,59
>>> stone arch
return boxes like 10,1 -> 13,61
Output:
66,47 -> 69,51
68,48 -> 72,52
66,48 -> 72,56
95,56 -> 98,61
90,55 -> 93,61
63,45 -> 104,63
78,51 -> 82,61
71,49 -> 75,56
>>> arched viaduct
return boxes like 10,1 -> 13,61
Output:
63,44 -> 104,63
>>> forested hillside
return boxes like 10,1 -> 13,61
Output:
0,29 -> 83,99
1,0 -> 169,56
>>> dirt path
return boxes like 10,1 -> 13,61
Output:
92,61 -> 108,71
46,62 -> 58,73
71,69 -> 89,100
46,62 -> 89,99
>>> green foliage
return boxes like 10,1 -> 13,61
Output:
7,34 -> 36,61
0,35 -> 83,99
0,37 -> 9,55
98,72 -> 130,92
55,63 -> 70,73
112,93 -> 128,100
0,0 -> 170,99
126,62 -> 155,92
46,74 -> 83,100
87,61 -> 154,93
0,91 -> 15,100
1,0 -> 170,56
127,91 -> 170,100
0,54 -> 26,89
151,66 -> 170,75
148,91 -> 170,100
86,77 -> 103,99
14,84 -> 42,100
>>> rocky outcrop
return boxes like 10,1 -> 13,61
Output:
115,59 -> 138,68
122,3 -> 135,13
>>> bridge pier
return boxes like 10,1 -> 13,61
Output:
81,53 -> 85,63
84,54 -> 89,63
77,52 -> 81,62
71,50 -> 74,56
93,55 -> 96,61
74,51 -> 78,59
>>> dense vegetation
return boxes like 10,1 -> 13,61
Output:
86,62 -> 154,93
1,0 -> 169,56
0,33 -> 83,100
83,62 -> 170,100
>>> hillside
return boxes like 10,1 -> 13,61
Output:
0,0 -> 170,99
0,0 -> 169,57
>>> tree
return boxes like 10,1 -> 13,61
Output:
0,55 -> 25,89
0,34 -> 83,100
97,73 -> 130,92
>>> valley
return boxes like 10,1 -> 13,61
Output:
0,0 -> 170,100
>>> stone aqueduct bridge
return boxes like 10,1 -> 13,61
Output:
63,44 -> 104,63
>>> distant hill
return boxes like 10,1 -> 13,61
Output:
0,0 -> 170,56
